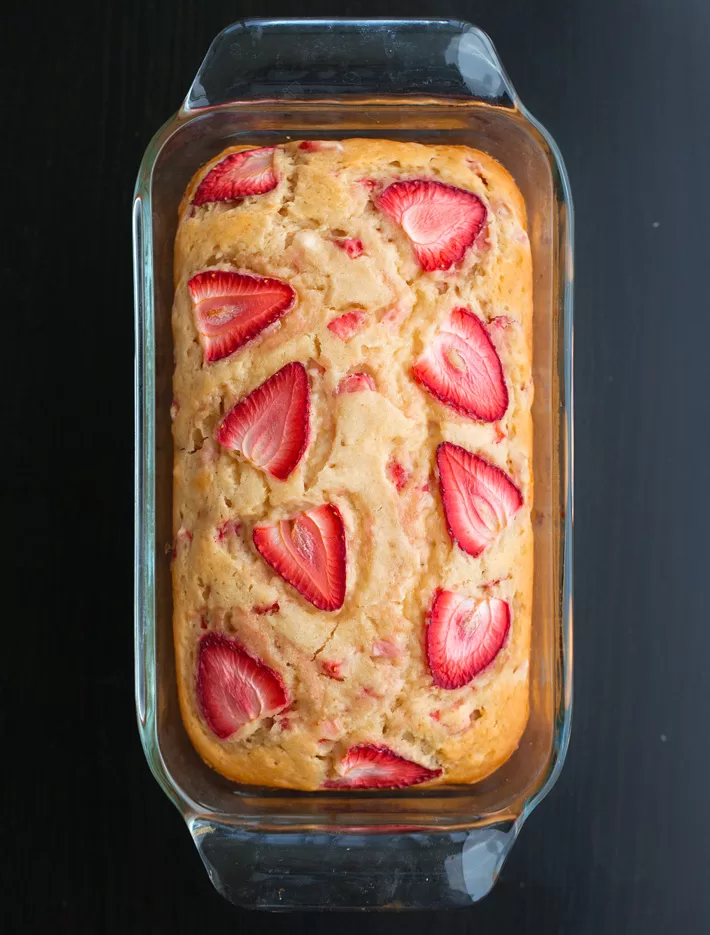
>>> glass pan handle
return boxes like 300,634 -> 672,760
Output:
184,18 -> 517,111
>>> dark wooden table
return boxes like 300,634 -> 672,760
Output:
5,0 -> 710,931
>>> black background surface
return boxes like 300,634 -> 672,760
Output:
4,0 -> 710,932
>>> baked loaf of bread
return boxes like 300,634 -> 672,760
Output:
171,139 -> 533,790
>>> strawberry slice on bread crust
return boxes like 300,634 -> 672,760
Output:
197,633 -> 288,739
188,270 -> 296,363
376,179 -> 487,271
413,306 -> 508,422
336,372 -> 376,394
192,147 -> 277,206
437,442 -> 523,557
253,504 -> 346,611
333,237 -> 365,258
216,362 -> 310,480
327,311 -> 366,341
426,590 -> 511,690
323,744 -> 442,789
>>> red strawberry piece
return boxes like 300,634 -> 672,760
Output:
192,147 -> 277,206
386,458 -> 411,492
253,504 -> 346,611
299,140 -> 343,152
323,744 -> 441,789
196,632 -> 288,739
334,237 -> 365,258
216,362 -> 310,480
412,306 -> 508,421
320,660 -> 344,680
426,589 -> 511,689
336,372 -> 376,394
436,441 -> 522,557
375,180 -> 487,271
189,270 -> 296,363
327,311 -> 366,341
253,602 -> 280,616
214,519 -> 241,543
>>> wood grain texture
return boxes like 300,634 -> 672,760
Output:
3,0 -> 710,931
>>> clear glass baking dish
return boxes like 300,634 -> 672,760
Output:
133,18 -> 573,911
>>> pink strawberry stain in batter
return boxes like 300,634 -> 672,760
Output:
215,519 -> 241,543
320,660 -> 344,681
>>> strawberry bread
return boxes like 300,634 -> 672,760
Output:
171,139 -> 533,790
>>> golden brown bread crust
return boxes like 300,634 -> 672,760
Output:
171,139 -> 533,789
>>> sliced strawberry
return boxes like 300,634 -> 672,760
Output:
334,237 -> 365,258
216,362 -> 310,480
386,458 -> 411,492
253,504 -> 346,611
376,180 -> 486,271
327,311 -> 366,341
412,307 -> 508,421
196,632 -> 288,739
426,590 -> 511,689
437,442 -> 522,557
324,744 -> 441,789
336,372 -> 376,394
189,270 -> 296,363
192,147 -> 277,206
253,602 -> 280,616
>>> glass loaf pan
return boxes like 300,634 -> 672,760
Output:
133,18 -> 574,911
